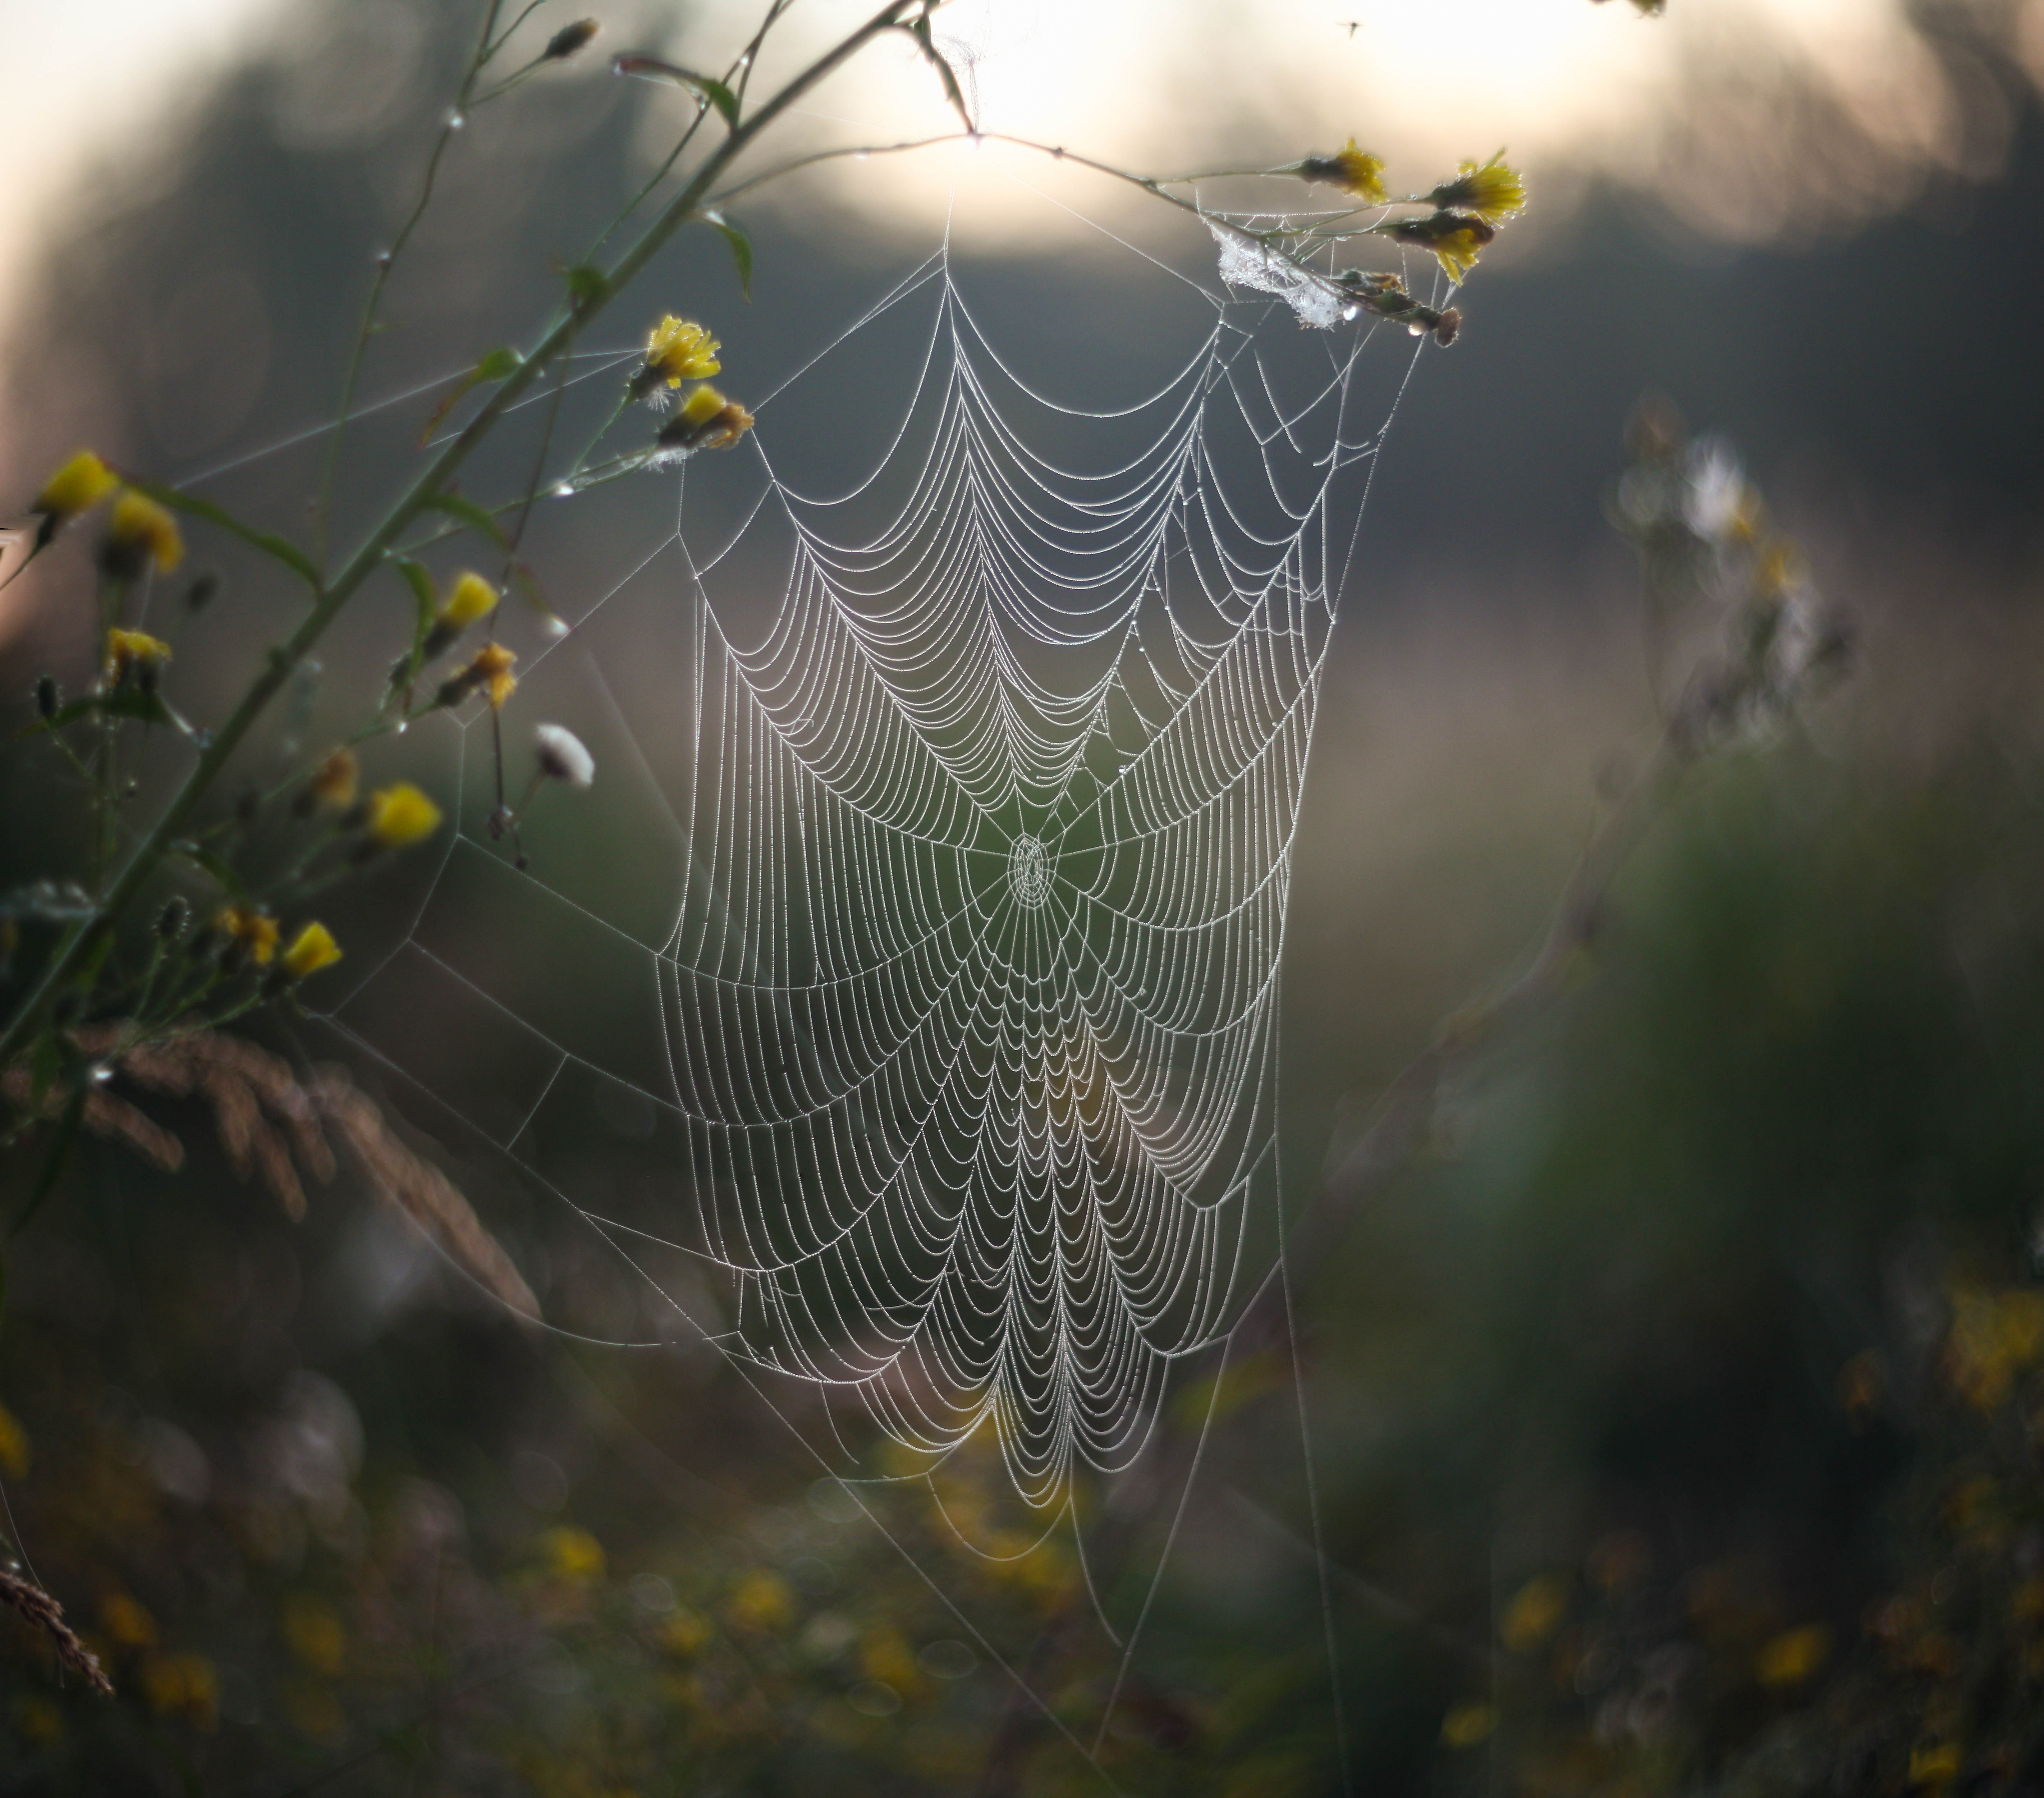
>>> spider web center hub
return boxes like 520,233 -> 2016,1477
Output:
1008,834 -> 1051,909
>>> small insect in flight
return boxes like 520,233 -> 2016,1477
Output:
1337,18 -> 1361,35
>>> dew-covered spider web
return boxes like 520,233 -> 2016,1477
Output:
195,168 -> 1442,1773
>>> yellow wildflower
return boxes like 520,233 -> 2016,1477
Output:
658,1609 -> 712,1658
660,384 -> 756,453
1945,1284 -> 2044,1412
140,1652 -> 219,1730
282,1595 -> 347,1677
1429,153 -> 1526,224
859,1626 -> 927,1697
0,1401 -> 30,1478
104,627 -> 173,685
1300,139 -> 1388,206
1755,1623 -> 1830,1689
439,570 -> 499,630
1908,1743 -> 1962,1788
1440,1702 -> 1497,1749
280,922 -> 342,980
311,747 -> 358,810
725,1569 -> 794,1633
1500,1574 -> 1567,1651
1375,210 -> 1496,281
366,783 -> 443,849
643,315 -> 721,388
216,905 -> 280,966
14,1694 -> 61,1744
102,490 -> 185,577
100,1590 -> 159,1651
542,1525 -> 606,1583
35,449 -> 118,521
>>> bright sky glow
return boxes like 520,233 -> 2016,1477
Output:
0,0 -> 2004,399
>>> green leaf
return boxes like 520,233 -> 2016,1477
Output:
418,346 -> 524,444
563,264 -> 609,309
420,491 -> 512,548
169,840 -> 249,903
612,56 -> 738,128
704,213 -> 753,300
695,76 -> 741,130
390,554 -> 439,686
123,478 -> 320,588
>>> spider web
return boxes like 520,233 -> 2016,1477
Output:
198,170 -> 1439,1778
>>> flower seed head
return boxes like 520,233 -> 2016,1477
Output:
544,18 -> 599,60
534,722 -> 596,788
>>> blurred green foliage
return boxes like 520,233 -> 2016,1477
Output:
8,590 -> 2044,1794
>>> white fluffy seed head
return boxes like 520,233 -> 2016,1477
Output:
533,722 -> 595,788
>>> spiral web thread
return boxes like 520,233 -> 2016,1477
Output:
234,191 -> 1426,1760
304,209 -> 1413,1487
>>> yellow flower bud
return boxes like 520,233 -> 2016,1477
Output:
103,490 -> 185,576
281,921 -> 342,980
215,905 -> 280,965
1374,210 -> 1496,281
1300,139 -> 1387,206
439,570 -> 499,630
542,1525 -> 606,1583
660,385 -> 756,453
1427,154 -> 1526,224
36,449 -> 118,520
310,746 -> 358,809
366,782 -> 443,848
104,627 -> 173,682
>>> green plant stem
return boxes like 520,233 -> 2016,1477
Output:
0,0 -> 927,1075
313,0 -> 507,569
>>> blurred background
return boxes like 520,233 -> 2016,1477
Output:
5,0 -> 2044,1792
